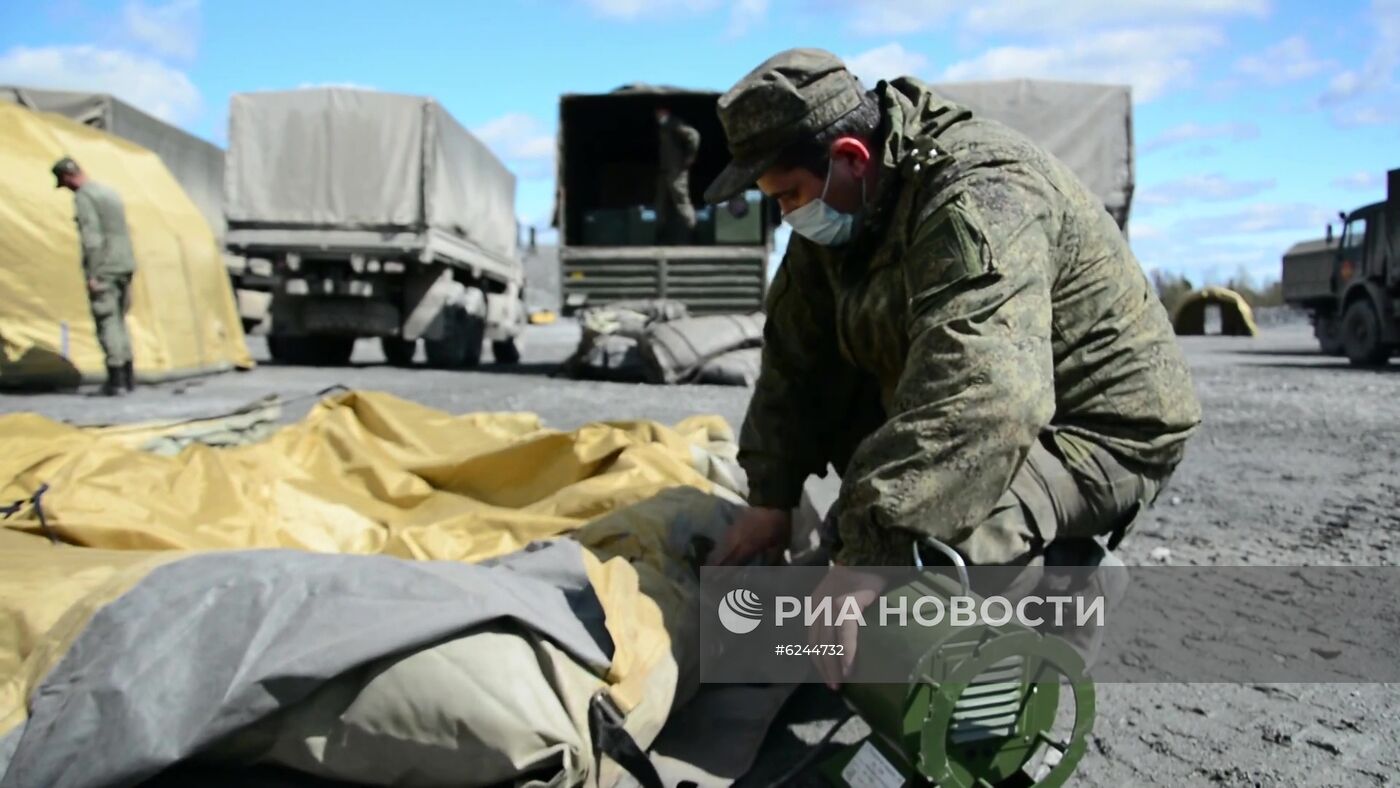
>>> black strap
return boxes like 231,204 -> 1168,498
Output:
588,692 -> 666,788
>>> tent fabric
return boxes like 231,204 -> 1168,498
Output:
0,391 -> 750,786
641,314 -> 765,384
1172,287 -> 1259,336
0,102 -> 252,387
931,80 -> 1134,229
226,89 -> 519,266
0,86 -> 227,239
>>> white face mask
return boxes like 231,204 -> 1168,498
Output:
782,162 -> 863,246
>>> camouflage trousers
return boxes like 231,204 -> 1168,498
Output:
937,429 -> 1165,665
89,273 -> 133,366
655,171 -> 697,244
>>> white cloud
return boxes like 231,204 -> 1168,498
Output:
0,45 -> 200,124
473,113 -> 555,179
846,0 -> 1266,36
1177,203 -> 1330,236
122,0 -> 200,61
843,43 -> 929,85
726,0 -> 768,36
1138,173 -> 1275,207
941,26 -> 1222,102
1331,171 -> 1384,191
1232,36 -> 1330,85
1317,0 -> 1399,107
1331,105 -> 1394,128
1141,120 -> 1259,153
582,0 -> 718,20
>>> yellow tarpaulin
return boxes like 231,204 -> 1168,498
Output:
0,101 -> 252,387
0,391 -> 744,764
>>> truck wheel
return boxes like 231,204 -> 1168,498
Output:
491,338 -> 522,365
424,306 -> 485,369
268,335 -> 355,366
381,337 -> 417,367
1343,299 -> 1389,367
1316,315 -> 1345,356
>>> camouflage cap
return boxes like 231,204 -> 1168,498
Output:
703,48 -> 864,204
51,156 -> 80,187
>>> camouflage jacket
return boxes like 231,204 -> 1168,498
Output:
658,116 -> 700,178
74,181 -> 136,278
738,78 -> 1202,565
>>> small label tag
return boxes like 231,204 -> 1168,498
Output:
840,740 -> 905,788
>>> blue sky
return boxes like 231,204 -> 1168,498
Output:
2,0 -> 1396,285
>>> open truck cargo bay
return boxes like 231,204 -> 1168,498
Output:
556,86 -> 777,316
554,79 -> 1134,316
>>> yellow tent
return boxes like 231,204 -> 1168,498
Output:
0,102 -> 251,387
1172,286 -> 1260,337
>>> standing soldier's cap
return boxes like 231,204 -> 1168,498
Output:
703,48 -> 864,204
51,157 -> 80,187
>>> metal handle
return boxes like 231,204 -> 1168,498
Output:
912,536 -> 970,597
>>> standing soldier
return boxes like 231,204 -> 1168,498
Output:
702,50 -> 1201,684
654,106 -> 700,244
53,157 -> 137,396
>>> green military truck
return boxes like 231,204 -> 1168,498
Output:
225,88 -> 526,367
554,86 -> 778,315
1282,169 -> 1399,365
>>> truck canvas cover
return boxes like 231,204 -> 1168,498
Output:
226,89 -> 518,268
0,86 -> 228,240
931,79 -> 1135,229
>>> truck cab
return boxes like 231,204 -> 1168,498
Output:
1282,169 -> 1399,365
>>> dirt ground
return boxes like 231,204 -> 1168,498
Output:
3,319 -> 1397,787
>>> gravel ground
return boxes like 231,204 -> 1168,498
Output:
4,319 -> 1398,787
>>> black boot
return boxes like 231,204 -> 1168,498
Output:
123,361 -> 135,392
100,366 -> 125,397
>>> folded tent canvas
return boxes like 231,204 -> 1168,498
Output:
0,101 -> 251,387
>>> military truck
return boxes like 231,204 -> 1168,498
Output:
554,86 -> 778,315
931,79 -> 1134,232
225,88 -> 525,367
1282,169 -> 1399,365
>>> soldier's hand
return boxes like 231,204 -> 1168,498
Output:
808,564 -> 888,690
708,506 -> 791,566
87,277 -> 100,294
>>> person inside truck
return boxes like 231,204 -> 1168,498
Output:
654,105 -> 701,244
701,48 -> 1201,687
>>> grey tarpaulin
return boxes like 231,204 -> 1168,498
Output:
0,85 -> 227,240
931,80 -> 1134,230
694,347 -> 762,387
225,88 -> 518,266
640,314 -> 765,385
0,542 -> 612,788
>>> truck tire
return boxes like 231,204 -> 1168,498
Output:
1343,299 -> 1389,367
1316,315 -> 1345,356
381,337 -> 417,367
268,335 -> 355,366
492,338 -> 522,365
424,306 -> 485,369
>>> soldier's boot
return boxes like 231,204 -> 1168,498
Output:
100,366 -> 126,397
123,361 -> 135,393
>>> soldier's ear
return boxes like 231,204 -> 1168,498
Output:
829,137 -> 871,176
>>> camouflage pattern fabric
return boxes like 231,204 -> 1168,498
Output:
656,115 -> 700,242
739,78 -> 1202,566
88,273 -> 133,366
73,181 -> 136,277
